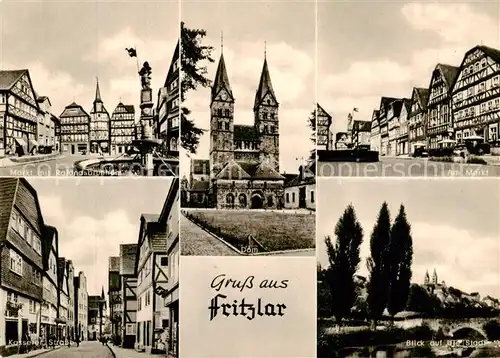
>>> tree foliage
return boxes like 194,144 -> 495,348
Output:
366,202 -> 392,321
324,204 -> 363,322
180,22 -> 214,154
387,204 -> 413,316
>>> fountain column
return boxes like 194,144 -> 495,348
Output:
133,61 -> 162,176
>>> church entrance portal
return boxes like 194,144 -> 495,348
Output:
251,193 -> 263,209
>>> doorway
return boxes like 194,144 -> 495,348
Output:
299,187 -> 306,208
251,194 -> 263,209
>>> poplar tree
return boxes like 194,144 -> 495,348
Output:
324,204 -> 363,323
366,202 -> 391,329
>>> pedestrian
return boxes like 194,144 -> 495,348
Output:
76,335 -> 80,348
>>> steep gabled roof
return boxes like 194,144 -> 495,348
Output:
0,69 -> 27,90
0,178 -> 17,240
252,160 -> 285,180
60,102 -> 90,118
215,160 -> 252,180
120,243 -> 137,276
254,58 -> 277,109
109,256 -> 120,272
412,87 -> 429,109
436,64 -> 459,91
316,103 -> 332,119
211,53 -> 233,101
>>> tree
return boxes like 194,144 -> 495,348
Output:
308,109 -> 316,161
387,204 -> 413,317
180,22 -> 215,154
366,202 -> 391,329
324,204 -> 363,323
406,284 -> 438,315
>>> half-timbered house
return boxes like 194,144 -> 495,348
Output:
110,103 -> 135,155
397,99 -> 411,155
36,96 -> 57,150
157,41 -> 180,156
426,64 -> 459,149
57,258 -> 70,340
134,178 -> 179,354
0,178 -> 44,354
378,97 -> 399,156
316,104 -> 333,151
41,226 -> 59,345
73,271 -> 88,341
120,243 -> 138,349
370,110 -> 380,151
351,120 -> 371,148
59,102 -> 90,155
452,45 -> 500,143
408,87 -> 429,153
387,99 -> 403,156
0,70 -> 40,156
108,256 -> 122,340
89,79 -> 110,154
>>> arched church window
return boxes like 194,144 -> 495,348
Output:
217,108 -> 223,116
263,112 -> 268,119
218,122 -> 222,130
238,194 -> 247,208
224,122 -> 229,131
270,112 -> 275,119
269,126 -> 274,134
226,193 -> 235,206
224,109 -> 230,117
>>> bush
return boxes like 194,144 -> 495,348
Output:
430,156 -> 453,162
467,156 -> 488,165
483,320 -> 500,340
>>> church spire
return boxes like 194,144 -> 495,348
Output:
432,269 -> 438,284
254,54 -> 277,109
94,77 -> 102,103
211,52 -> 233,102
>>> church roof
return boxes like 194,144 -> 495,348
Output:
212,53 -> 233,101
215,160 -> 284,181
254,58 -> 277,109
94,78 -> 102,103
234,125 -> 259,142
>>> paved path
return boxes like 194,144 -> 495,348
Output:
254,248 -> 316,256
180,214 -> 241,256
107,344 -> 172,357
0,155 -> 88,176
10,341 -> 112,358
318,157 -> 500,177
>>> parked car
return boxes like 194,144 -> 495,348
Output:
412,147 -> 429,158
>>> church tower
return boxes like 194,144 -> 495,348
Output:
432,269 -> 438,285
424,270 -> 430,285
210,51 -> 235,177
254,54 -> 279,172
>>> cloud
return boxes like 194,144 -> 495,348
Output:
90,27 -> 175,72
401,3 -> 498,45
43,207 -> 137,296
320,220 -> 500,298
3,61 -> 88,116
320,2 -> 500,137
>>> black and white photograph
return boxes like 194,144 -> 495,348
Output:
0,177 -> 179,358
317,178 -> 500,357
179,1 -> 316,256
316,2 -> 500,177
0,1 -> 179,177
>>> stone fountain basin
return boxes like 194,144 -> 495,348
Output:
73,156 -> 179,176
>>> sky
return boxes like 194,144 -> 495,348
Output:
317,178 -> 500,299
0,0 -> 179,118
180,0 -> 315,177
28,177 -> 172,299
319,1 -> 500,137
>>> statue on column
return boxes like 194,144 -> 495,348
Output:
139,61 -> 152,90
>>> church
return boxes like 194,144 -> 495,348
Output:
182,49 -> 286,209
